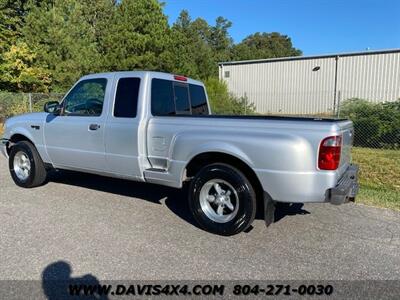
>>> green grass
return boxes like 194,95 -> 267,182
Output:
352,147 -> 400,210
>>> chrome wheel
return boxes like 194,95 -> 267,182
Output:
13,151 -> 31,181
199,179 -> 239,223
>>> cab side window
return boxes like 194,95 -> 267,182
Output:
63,78 -> 107,116
114,77 -> 141,118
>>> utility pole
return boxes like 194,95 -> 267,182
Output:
333,55 -> 339,116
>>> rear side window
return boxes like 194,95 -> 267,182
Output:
151,79 -> 175,116
114,77 -> 141,118
173,83 -> 191,114
151,79 -> 209,116
189,84 -> 209,115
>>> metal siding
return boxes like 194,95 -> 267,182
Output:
221,58 -> 336,114
220,51 -> 400,114
337,52 -> 400,103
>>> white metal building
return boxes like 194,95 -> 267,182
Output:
218,49 -> 400,115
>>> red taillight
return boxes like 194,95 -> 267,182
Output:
318,135 -> 342,170
174,75 -> 187,82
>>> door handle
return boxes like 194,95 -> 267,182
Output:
89,124 -> 100,131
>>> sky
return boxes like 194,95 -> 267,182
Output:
163,0 -> 400,56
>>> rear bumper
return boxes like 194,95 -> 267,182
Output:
327,164 -> 359,205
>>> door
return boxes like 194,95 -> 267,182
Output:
44,77 -> 109,171
104,76 -> 143,179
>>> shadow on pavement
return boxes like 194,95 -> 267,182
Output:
254,202 -> 310,225
42,260 -> 108,300
274,203 -> 310,222
47,170 -> 310,232
47,170 -> 199,228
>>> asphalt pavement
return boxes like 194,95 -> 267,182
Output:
1,157 -> 399,281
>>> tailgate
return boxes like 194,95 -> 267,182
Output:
338,120 -> 354,174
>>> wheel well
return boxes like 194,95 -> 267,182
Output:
185,152 -> 264,209
7,134 -> 34,155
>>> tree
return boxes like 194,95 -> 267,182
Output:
205,77 -> 255,115
101,0 -> 172,72
0,0 -> 303,93
0,0 -> 30,51
0,42 -> 51,92
232,32 -> 302,61
168,10 -> 199,78
209,16 -> 233,63
23,0 -> 109,91
170,10 -> 232,79
171,11 -> 214,79
79,0 -> 116,58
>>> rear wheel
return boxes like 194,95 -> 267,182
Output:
9,141 -> 47,188
188,163 -> 256,236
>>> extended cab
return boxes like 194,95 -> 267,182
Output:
1,71 -> 359,235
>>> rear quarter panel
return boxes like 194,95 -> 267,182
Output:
147,116 -> 347,202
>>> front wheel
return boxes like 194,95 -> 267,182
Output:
188,163 -> 257,236
9,141 -> 47,188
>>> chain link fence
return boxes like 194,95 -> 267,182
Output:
337,99 -> 399,150
1,92 -> 399,150
0,92 -> 64,123
225,91 -> 400,150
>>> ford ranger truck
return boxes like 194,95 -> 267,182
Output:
1,71 -> 359,235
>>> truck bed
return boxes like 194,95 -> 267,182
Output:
171,114 -> 347,122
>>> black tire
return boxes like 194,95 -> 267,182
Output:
9,141 -> 47,188
188,163 -> 257,236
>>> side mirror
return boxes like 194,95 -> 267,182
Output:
44,101 -> 61,114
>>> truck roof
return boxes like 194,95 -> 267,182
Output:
81,71 -> 204,86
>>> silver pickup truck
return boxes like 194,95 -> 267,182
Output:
1,71 -> 359,235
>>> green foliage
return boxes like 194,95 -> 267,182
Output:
169,10 -> 216,79
0,42 -> 51,92
204,77 -> 256,115
0,0 -> 302,93
0,92 -> 29,118
209,16 -> 233,63
169,11 -> 235,79
22,0 -> 107,91
232,32 -> 302,61
0,92 -> 64,121
340,98 -> 400,149
0,0 -> 30,51
102,0 -> 172,72
31,93 -> 64,112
